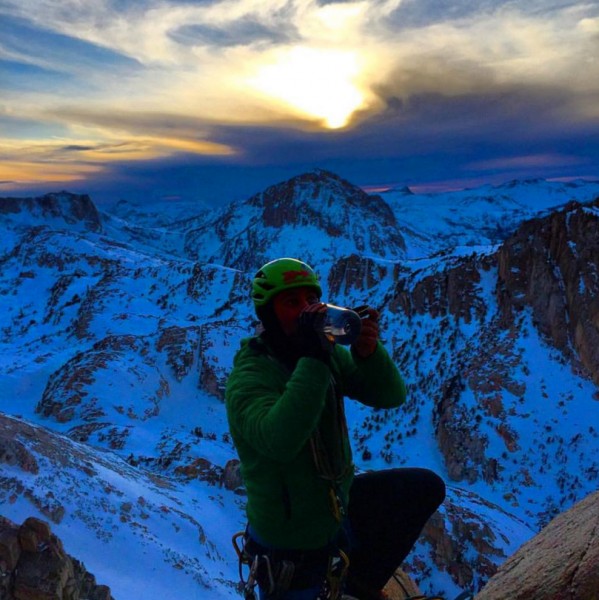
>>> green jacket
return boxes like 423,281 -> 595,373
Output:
225,337 -> 406,550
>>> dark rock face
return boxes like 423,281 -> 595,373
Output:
220,458 -> 244,493
36,334 -> 148,426
183,169 -> 406,269
387,198 -> 599,492
0,516 -> 114,600
328,254 -> 390,300
0,192 -> 102,233
474,489 -> 599,599
405,487 -> 532,596
496,198 -> 599,385
382,568 -> 422,599
156,325 -> 200,382
252,170 -> 401,238
198,320 -> 254,401
388,252 -> 495,322
434,373 -> 490,484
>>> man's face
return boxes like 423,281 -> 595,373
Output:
272,287 -> 320,336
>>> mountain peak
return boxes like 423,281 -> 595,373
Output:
183,169 -> 406,269
0,191 -> 102,233
252,168 -> 375,208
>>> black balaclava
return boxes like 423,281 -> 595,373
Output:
256,302 -> 305,370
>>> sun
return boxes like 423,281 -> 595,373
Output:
250,47 -> 367,129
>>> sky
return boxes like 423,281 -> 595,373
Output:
1,0 -> 599,207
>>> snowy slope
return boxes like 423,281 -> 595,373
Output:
1,413 -> 242,599
383,178 -> 599,258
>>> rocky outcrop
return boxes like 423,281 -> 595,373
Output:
0,421 -> 67,525
220,458 -> 244,493
252,170 -> 403,247
328,254 -> 390,299
183,169 -> 406,269
198,320 -> 250,400
390,198 -> 599,496
382,568 -> 422,600
474,489 -> 599,599
403,486 -> 533,596
0,516 -> 113,600
433,320 -> 526,485
36,334 -> 147,425
0,192 -> 102,233
156,325 -> 200,382
389,252 -> 494,322
434,372 -> 491,484
496,198 -> 599,385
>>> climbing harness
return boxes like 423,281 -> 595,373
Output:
233,526 -> 473,600
232,531 -> 260,600
232,530 -> 350,600
324,549 -> 350,599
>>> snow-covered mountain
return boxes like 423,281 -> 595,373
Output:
1,171 -> 599,599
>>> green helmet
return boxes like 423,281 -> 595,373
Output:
251,258 -> 322,307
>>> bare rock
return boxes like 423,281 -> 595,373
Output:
474,489 -> 599,599
328,254 -> 389,299
0,192 -> 102,233
156,325 -> 200,381
383,567 -> 422,599
0,516 -> 114,600
18,517 -> 54,553
496,198 -> 599,385
198,320 -> 249,400
399,486 -> 535,597
0,519 -> 21,571
253,170 -> 404,249
389,253 -> 493,322
183,168 -> 406,269
174,457 -> 222,484
0,437 -> 39,475
221,458 -> 244,493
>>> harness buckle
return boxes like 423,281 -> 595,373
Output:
328,488 -> 345,522
325,549 -> 350,599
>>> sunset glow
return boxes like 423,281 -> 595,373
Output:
250,48 -> 366,129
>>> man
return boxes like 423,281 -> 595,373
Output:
226,258 -> 445,600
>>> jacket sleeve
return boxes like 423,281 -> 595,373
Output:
333,341 -> 406,409
226,353 -> 332,462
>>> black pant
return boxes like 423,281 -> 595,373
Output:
346,468 -> 446,591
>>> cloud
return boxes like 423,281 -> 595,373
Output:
373,7 -> 599,94
467,153 -> 588,172
1,0 -> 599,193
170,18 -> 299,47
0,13 -> 139,82
4,1 -> 599,119
0,158 -> 104,185
61,145 -> 95,152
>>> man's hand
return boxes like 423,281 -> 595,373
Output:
351,305 -> 380,358
297,303 -> 335,362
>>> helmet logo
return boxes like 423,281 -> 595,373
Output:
282,269 -> 311,284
